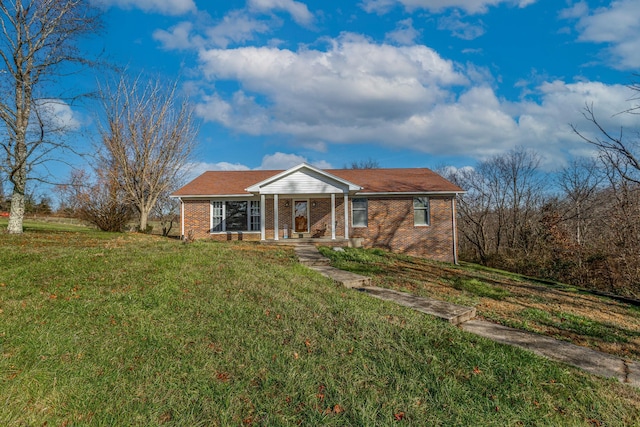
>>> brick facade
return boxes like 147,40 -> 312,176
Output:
350,196 -> 455,262
181,195 -> 457,262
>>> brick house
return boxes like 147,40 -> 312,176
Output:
171,163 -> 464,263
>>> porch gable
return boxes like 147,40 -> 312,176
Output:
245,163 -> 361,195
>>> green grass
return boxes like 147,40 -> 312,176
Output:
0,217 -> 94,233
519,308 -> 635,344
320,246 -> 640,361
450,277 -> 512,300
1,229 -> 640,425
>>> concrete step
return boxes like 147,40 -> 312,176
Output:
356,286 -> 476,325
294,246 -> 331,267
312,265 -> 372,288
264,238 -> 349,247
292,244 -> 474,325
299,257 -> 332,267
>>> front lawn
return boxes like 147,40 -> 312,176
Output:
319,246 -> 640,362
1,230 -> 639,425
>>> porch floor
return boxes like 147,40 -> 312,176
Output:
261,237 -> 349,247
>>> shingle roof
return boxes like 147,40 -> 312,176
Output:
172,167 -> 463,197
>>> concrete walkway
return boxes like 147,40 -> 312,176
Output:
293,244 -> 640,388
461,319 -> 640,387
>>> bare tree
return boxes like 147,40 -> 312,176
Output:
151,190 -> 180,237
98,74 -> 199,232
0,0 -> 101,234
446,148 -> 544,266
57,167 -> 133,232
556,158 -> 605,246
572,77 -> 640,184
347,158 -> 381,169
444,166 -> 493,263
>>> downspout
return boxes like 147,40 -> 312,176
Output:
451,196 -> 459,265
180,198 -> 185,240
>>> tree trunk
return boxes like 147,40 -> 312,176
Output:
7,184 -> 25,234
139,207 -> 149,232
7,139 -> 27,234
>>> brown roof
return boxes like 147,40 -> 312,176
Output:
172,167 -> 463,197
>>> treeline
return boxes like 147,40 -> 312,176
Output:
446,148 -> 640,298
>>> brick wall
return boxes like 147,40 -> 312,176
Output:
181,196 -> 456,262
182,199 -> 210,240
351,196 -> 456,262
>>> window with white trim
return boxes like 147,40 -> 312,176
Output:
249,201 -> 261,231
413,197 -> 430,226
211,200 -> 261,232
212,201 -> 223,232
352,198 -> 368,227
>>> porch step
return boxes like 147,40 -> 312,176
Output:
293,245 -> 371,286
263,238 -> 349,247
295,245 -> 331,266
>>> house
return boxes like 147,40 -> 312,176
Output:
171,163 -> 464,263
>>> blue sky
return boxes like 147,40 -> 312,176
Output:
69,0 -> 640,175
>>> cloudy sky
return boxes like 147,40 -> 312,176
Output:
88,0 -> 639,172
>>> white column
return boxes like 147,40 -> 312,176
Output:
260,194 -> 266,241
331,193 -> 336,240
343,194 -> 349,240
274,194 -> 279,241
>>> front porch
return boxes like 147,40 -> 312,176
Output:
247,165 -> 363,243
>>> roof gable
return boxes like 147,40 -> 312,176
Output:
245,163 -> 361,194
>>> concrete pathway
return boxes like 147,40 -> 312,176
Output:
355,286 -> 476,325
461,319 -> 640,387
293,244 -> 640,388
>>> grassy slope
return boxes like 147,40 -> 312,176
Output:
1,226 -> 640,425
320,247 -> 640,362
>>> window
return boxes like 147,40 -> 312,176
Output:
249,201 -> 261,231
352,198 -> 368,227
413,197 -> 430,226
225,201 -> 248,231
211,200 -> 261,232
212,201 -> 224,232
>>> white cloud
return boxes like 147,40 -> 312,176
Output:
360,0 -> 397,14
248,0 -> 314,26
437,11 -> 485,40
385,19 -> 421,45
153,22 -> 201,50
37,99 -> 82,131
185,154 -> 332,174
205,10 -> 273,48
362,0 -> 536,15
558,1 -> 588,20
92,0 -> 196,15
565,0 -> 640,69
153,10 -> 282,51
183,161 -> 250,181
191,33 -> 637,169
258,152 -> 332,170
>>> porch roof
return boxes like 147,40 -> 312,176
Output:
172,163 -> 463,197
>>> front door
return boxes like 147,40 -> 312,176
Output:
294,200 -> 309,233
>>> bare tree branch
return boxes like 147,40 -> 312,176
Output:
97,73 -> 199,232
0,0 -> 102,233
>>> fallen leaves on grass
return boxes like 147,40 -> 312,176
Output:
216,371 -> 231,382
